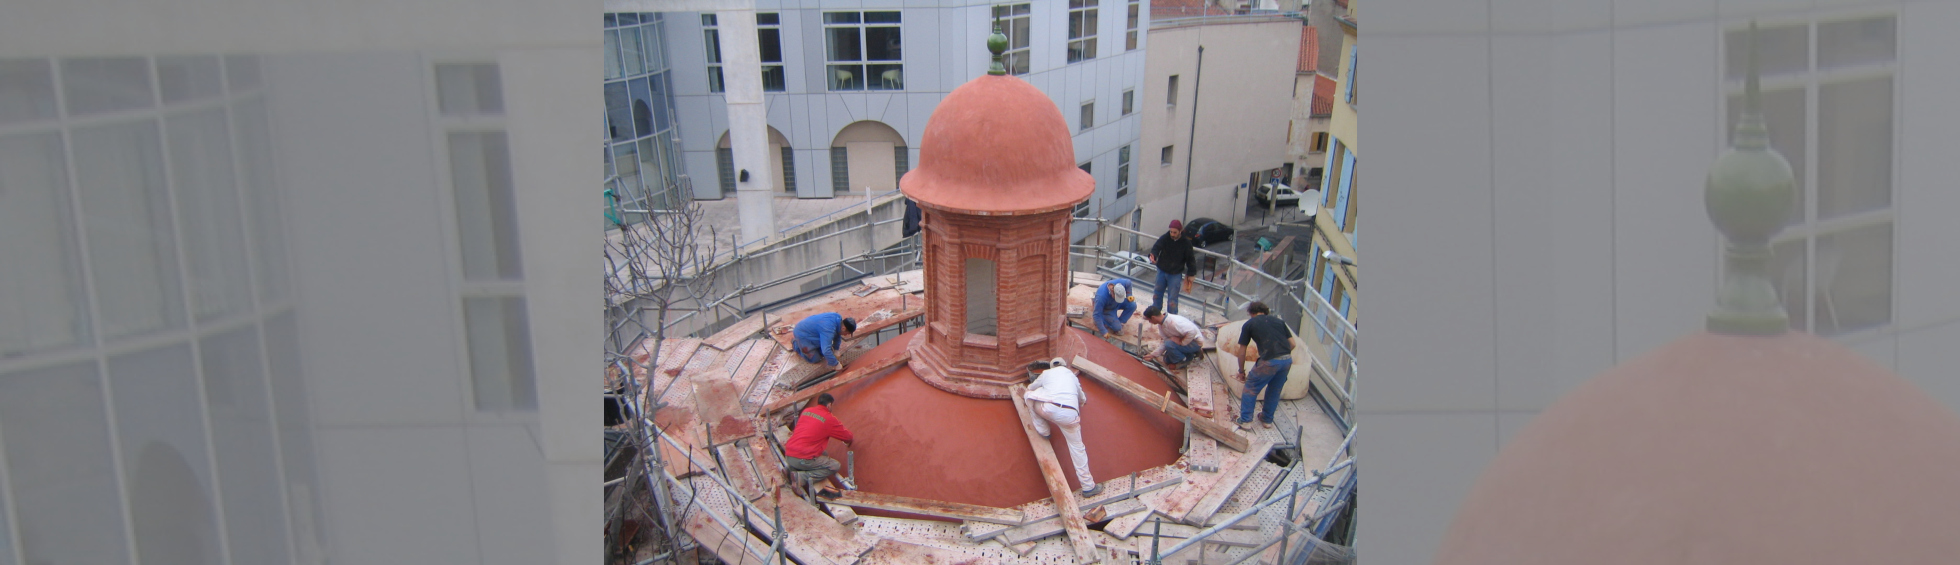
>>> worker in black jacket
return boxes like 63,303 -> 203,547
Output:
1149,219 -> 1199,315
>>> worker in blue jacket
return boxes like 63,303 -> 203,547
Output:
792,313 -> 858,370
1092,279 -> 1137,338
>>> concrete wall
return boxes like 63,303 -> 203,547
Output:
1368,0 -> 1960,562
1137,17 -> 1300,231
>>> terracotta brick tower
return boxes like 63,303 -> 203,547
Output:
898,35 -> 1094,399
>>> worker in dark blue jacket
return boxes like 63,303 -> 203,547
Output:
792,313 -> 858,370
1092,279 -> 1137,337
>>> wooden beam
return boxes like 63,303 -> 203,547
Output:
843,309 -> 923,344
760,352 -> 910,414
828,491 -> 1022,525
1008,384 -> 1102,564
1072,356 -> 1252,452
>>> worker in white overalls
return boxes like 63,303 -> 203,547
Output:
1024,358 -> 1102,497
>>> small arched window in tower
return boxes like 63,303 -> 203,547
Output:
965,257 -> 997,336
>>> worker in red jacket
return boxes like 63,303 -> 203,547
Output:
783,393 -> 856,497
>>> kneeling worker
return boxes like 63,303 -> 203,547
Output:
792,312 -> 857,371
783,393 -> 856,497
1143,305 -> 1205,369
1025,358 -> 1102,497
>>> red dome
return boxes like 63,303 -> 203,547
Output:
1434,332 -> 1960,564
900,75 -> 1093,215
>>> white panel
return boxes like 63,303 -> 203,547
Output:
1491,34 -> 1560,413
1895,0 -> 1960,330
313,426 -> 478,565
466,425 -> 552,565
1612,0 -> 1718,27
1349,411 -> 1500,565
1609,22 -> 1721,359
1368,33 -> 1497,412
267,53 -> 466,427
1543,31 -> 1619,399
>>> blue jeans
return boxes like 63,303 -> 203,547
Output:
1162,339 -> 1204,365
1094,301 -> 1136,334
792,339 -> 826,365
1152,271 -> 1184,315
1239,358 -> 1292,424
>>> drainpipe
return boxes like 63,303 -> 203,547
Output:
1179,46 -> 1204,223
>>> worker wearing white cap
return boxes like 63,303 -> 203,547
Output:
1091,278 -> 1137,338
1024,358 -> 1101,497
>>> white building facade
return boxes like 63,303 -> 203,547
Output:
661,0 -> 1149,242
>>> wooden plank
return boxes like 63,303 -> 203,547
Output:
1105,510 -> 1157,540
1008,384 -> 1102,564
760,352 -> 911,414
845,309 -> 923,342
1158,438 -> 1276,525
1073,356 -> 1252,452
679,510 -> 771,565
716,442 -> 768,501
1185,358 -> 1216,419
962,520 -> 1016,542
744,492 -> 872,565
999,516 -> 1063,545
829,491 -> 1023,525
705,314 -> 768,351
1186,435 -> 1220,473
693,377 -> 761,446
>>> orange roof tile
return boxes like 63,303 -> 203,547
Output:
1298,26 -> 1318,73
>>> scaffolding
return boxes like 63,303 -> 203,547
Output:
603,200 -> 1357,564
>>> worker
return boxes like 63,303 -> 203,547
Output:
791,313 -> 858,371
1092,278 -> 1137,338
1025,358 -> 1102,497
1143,305 -> 1205,369
783,393 -> 856,497
1233,301 -> 1296,430
1148,219 -> 1199,315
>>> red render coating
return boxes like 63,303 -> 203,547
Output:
824,327 -> 1186,520
1434,331 -> 1960,565
898,75 -> 1094,216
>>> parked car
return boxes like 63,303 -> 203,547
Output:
1100,251 -> 1154,279
1184,217 -> 1235,246
1254,182 -> 1302,207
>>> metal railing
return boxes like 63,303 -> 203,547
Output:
1145,426 -> 1358,565
1068,218 -> 1359,419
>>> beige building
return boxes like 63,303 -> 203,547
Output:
1136,13 -> 1302,233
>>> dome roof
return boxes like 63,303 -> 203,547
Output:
1433,332 -> 1960,565
899,75 -> 1094,215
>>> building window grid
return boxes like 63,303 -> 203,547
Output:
758,12 -> 786,92
433,62 -> 537,412
993,4 -> 1033,75
1167,75 -> 1179,106
702,14 -> 725,93
1160,145 -> 1173,166
1126,0 -> 1141,51
1080,100 -> 1094,131
1723,15 -> 1897,337
825,11 -> 904,91
604,15 -> 683,213
1068,0 -> 1099,64
1075,162 -> 1093,218
1122,89 -> 1134,115
1116,145 -> 1131,198
829,147 -> 850,193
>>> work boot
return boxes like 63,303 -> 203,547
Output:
1081,483 -> 1103,497
817,489 -> 841,500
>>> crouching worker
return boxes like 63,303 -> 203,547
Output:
783,393 -> 856,497
1144,305 -> 1205,369
1025,358 -> 1102,497
1092,279 -> 1137,338
792,312 -> 857,371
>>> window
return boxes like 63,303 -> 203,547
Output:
993,4 -> 1032,75
1311,132 -> 1329,153
895,146 -> 910,180
1116,145 -> 1131,198
1080,101 -> 1094,130
1068,0 -> 1099,63
825,11 -> 903,91
965,258 -> 998,336
717,147 -> 736,196
702,14 -> 724,93
1126,0 -> 1141,50
829,146 -> 850,193
1075,162 -> 1093,218
1161,145 -> 1174,165
780,146 -> 797,193
1344,46 -> 1358,105
759,12 -> 785,92
1167,75 -> 1179,106
1122,89 -> 1134,115
1725,16 -> 1896,336
436,63 -> 536,411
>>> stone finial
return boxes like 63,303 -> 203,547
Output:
988,22 -> 1009,76
1705,21 -> 1798,335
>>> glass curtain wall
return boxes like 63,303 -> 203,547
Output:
603,13 -> 686,224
